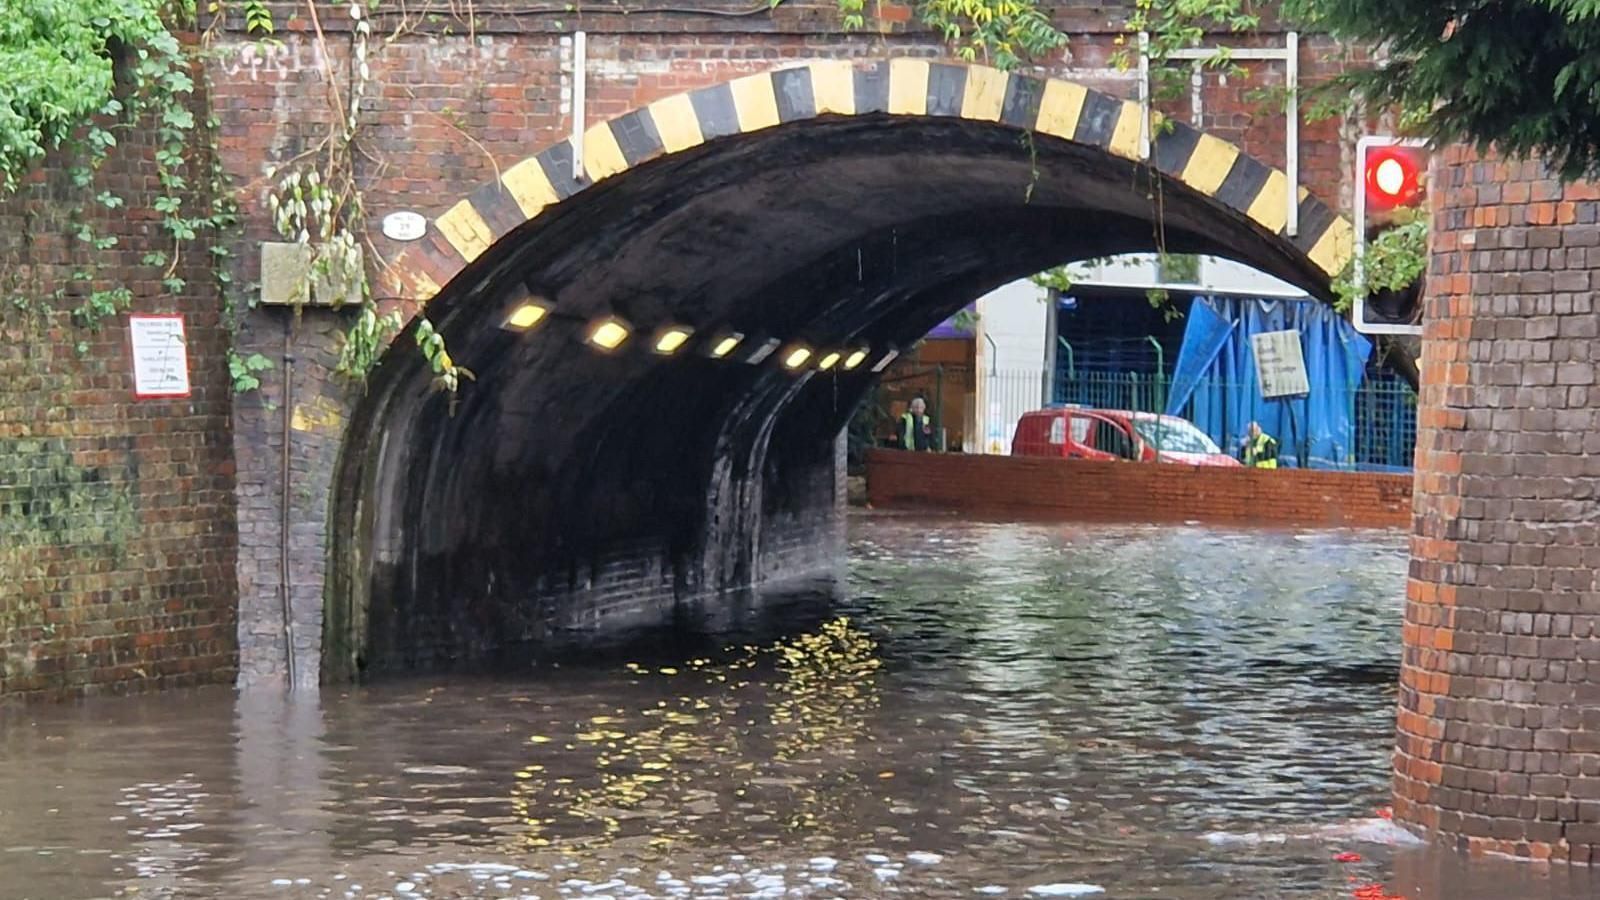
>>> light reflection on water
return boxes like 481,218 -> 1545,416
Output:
0,514 -> 1596,899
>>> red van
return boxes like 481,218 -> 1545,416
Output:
1011,407 -> 1242,467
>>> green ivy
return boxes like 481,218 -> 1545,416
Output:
825,0 -> 1065,70
1030,265 -> 1075,293
1331,213 -> 1429,314
913,0 -> 1066,69
227,348 -> 274,392
0,1 -> 173,191
1108,0 -> 1434,326
1112,0 -> 1260,102
1,0 -> 211,338
337,304 -> 404,383
414,317 -> 475,394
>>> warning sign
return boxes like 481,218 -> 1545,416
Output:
129,314 -> 191,399
1251,329 -> 1309,399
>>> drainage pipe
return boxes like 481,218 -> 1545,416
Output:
280,319 -> 298,688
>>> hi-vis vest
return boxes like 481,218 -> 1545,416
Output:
1245,432 -> 1279,469
901,412 -> 920,450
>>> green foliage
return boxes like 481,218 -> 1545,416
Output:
830,0 -> 1065,70
1331,213 -> 1429,313
263,2 -> 469,393
227,348 -> 273,392
412,317 -> 476,394
1157,252 -> 1200,284
337,304 -> 403,382
1030,265 -> 1075,293
1113,0 -> 1261,101
0,0 -> 177,191
914,0 -> 1067,69
1127,0 -> 1600,180
1275,0 -> 1600,179
242,0 -> 274,36
1,0 -> 214,338
69,285 -> 133,332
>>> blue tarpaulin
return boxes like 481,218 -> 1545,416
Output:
1164,296 -> 1373,468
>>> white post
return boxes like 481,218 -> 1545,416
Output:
572,30 -> 587,181
1286,31 -> 1300,237
1190,61 -> 1204,126
1138,32 -> 1151,161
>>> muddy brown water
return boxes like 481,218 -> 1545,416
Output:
2,515 -> 1595,899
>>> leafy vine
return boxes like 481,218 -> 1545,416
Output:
1116,0 -> 1432,329
0,0 -> 219,347
250,0 -> 468,393
834,0 -> 1066,70
1330,211 -> 1427,315
0,0 -> 469,402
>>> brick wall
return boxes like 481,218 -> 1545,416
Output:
0,101 -> 238,701
1394,146 -> 1600,862
759,434 -> 850,578
349,436 -> 846,676
866,449 -> 1412,528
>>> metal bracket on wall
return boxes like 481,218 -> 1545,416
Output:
1139,31 -> 1301,238
571,30 -> 587,181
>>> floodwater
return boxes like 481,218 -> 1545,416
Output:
3,514 -> 1597,900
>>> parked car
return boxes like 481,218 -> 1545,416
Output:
1011,407 -> 1241,467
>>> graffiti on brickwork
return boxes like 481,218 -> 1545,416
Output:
215,37 -> 331,81
218,33 -> 522,83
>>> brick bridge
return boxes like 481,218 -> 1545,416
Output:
5,2 -> 1600,863
222,7 -> 1600,864
217,7 -> 1358,687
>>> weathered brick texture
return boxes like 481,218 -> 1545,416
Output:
1395,146 -> 1600,862
0,99 -> 238,702
865,449 -> 1412,528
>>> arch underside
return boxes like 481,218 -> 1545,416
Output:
327,61 -> 1356,680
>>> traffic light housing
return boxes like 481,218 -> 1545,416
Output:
1353,137 -> 1429,335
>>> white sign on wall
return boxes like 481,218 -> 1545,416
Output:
128,314 -> 191,399
1251,329 -> 1310,399
381,210 -> 427,242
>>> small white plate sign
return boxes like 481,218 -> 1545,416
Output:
128,314 -> 191,399
382,211 -> 428,242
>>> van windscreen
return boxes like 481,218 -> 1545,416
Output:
1132,418 -> 1221,455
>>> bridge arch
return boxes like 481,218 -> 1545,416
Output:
380,59 -> 1352,303
326,59 -> 1355,679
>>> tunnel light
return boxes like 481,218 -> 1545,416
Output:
782,345 -> 813,370
842,348 -> 870,370
745,338 -> 781,365
653,326 -> 693,355
586,317 -> 631,351
817,351 -> 842,371
870,349 -> 900,373
709,332 -> 744,358
502,300 -> 551,331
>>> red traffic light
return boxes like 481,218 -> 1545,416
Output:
1364,146 -> 1424,208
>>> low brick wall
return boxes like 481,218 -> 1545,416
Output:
866,449 -> 1413,529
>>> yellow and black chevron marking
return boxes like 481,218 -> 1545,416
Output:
392,60 -> 1354,300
